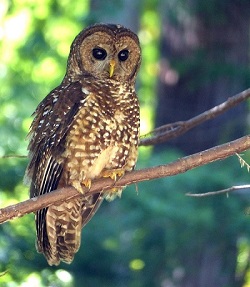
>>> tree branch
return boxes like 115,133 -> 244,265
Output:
140,88 -> 250,146
1,89 -> 250,225
186,185 -> 250,197
1,135 -> 250,224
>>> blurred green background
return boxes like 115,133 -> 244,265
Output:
1,0 -> 250,286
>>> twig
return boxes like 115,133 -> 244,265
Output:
0,155 -> 27,159
140,88 -> 250,146
236,153 -> 250,172
1,135 -> 250,224
187,153 -> 250,197
186,185 -> 250,197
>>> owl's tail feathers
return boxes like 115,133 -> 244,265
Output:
43,199 -> 83,266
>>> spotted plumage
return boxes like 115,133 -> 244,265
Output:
25,23 -> 141,265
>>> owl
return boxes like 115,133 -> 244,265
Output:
25,23 -> 141,265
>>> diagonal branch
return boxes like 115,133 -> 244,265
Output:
140,88 -> 250,146
1,135 -> 250,224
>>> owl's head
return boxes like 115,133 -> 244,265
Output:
66,23 -> 141,83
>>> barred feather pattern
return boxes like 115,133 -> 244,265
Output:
45,195 -> 103,265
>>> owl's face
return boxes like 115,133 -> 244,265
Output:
67,24 -> 141,83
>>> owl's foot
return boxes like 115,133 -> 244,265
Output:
72,181 -> 84,194
82,179 -> 92,190
101,169 -> 125,201
105,187 -> 123,201
72,179 -> 91,194
101,169 -> 125,181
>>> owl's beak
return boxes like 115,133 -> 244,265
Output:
109,60 -> 116,77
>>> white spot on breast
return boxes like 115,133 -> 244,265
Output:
75,152 -> 85,157
89,133 -> 96,140
114,110 -> 126,123
89,145 -> 96,150
82,87 -> 90,95
43,110 -> 49,116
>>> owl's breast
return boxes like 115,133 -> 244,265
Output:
61,89 -> 139,190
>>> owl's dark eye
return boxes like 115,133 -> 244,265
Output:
118,49 -> 129,61
92,48 -> 107,60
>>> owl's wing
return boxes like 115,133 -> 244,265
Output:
26,81 -> 86,198
26,81 -> 89,256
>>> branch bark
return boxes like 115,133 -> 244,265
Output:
1,135 -> 250,224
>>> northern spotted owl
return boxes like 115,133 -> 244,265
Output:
25,23 -> 141,265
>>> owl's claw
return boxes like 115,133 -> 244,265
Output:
72,179 -> 92,194
101,169 -> 125,201
105,187 -> 123,201
101,169 -> 125,181
82,179 -> 92,189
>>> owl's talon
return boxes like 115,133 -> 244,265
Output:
105,187 -> 123,201
101,169 -> 125,181
82,179 -> 92,189
72,181 -> 85,194
72,179 -> 92,194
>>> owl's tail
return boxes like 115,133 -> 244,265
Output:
43,198 -> 83,266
